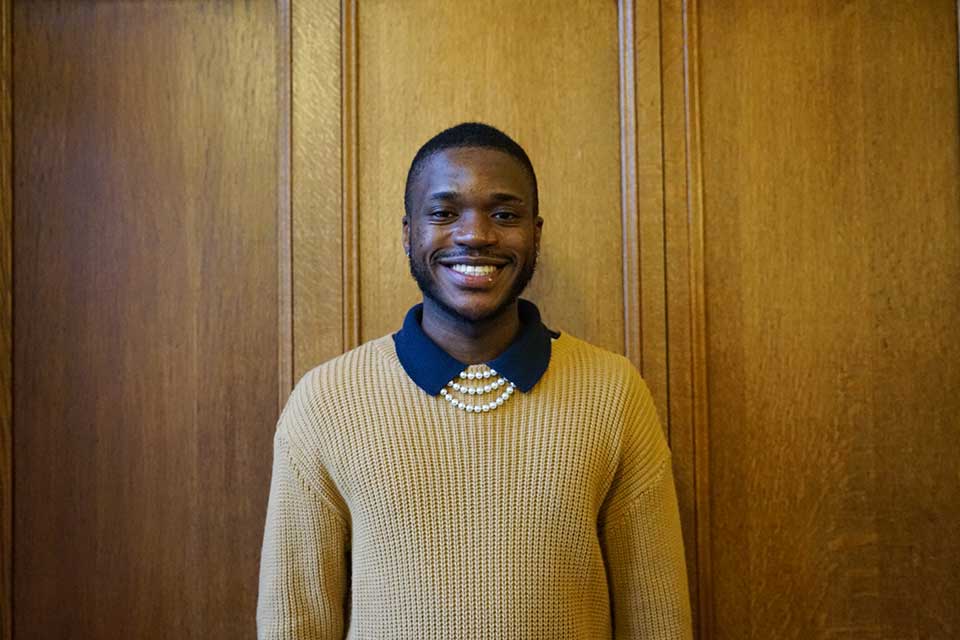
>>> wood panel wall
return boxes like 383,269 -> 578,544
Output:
5,0 -> 959,638
698,1 -> 960,638
12,2 -> 281,637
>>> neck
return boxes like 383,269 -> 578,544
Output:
420,298 -> 521,364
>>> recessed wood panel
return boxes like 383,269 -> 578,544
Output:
356,0 -> 624,350
291,0 -> 346,381
699,2 -> 960,637
13,3 -> 279,637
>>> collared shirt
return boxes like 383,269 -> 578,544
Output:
392,298 -> 560,396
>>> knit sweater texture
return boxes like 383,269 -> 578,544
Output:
257,332 -> 693,639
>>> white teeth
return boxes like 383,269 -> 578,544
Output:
450,264 -> 498,276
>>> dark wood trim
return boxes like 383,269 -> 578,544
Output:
1,0 -> 12,636
277,0 -> 293,407
341,0 -> 360,351
681,0 -> 713,637
618,0 -> 642,372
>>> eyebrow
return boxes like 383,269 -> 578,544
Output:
426,191 -> 526,205
490,192 -> 525,205
427,191 -> 460,202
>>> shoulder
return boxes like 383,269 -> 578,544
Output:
276,334 -> 395,447
552,331 -> 665,458
298,334 -> 393,394
550,332 -> 652,406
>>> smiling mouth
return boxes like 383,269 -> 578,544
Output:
439,262 -> 506,288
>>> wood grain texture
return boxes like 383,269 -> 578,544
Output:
699,2 -> 960,638
661,0 -> 705,634
680,1 -> 713,638
0,1 -> 11,637
13,3 -> 279,637
291,0 -> 345,380
356,0 -> 624,351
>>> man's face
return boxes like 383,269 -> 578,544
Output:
403,146 -> 542,324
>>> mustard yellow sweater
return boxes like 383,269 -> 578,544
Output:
257,332 -> 692,639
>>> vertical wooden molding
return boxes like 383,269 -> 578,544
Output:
633,0 -> 671,424
619,0 -> 670,430
618,0 -> 642,372
681,0 -> 713,637
341,0 -> 360,350
0,0 -> 12,636
277,0 -> 294,408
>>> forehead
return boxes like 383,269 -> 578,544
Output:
412,147 -> 534,201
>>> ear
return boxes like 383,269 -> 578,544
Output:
402,215 -> 410,256
534,215 -> 543,249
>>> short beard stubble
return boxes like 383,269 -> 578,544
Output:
407,248 -> 538,325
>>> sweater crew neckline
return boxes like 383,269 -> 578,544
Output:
391,298 -> 559,396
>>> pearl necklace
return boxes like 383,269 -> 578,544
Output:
439,364 -> 516,413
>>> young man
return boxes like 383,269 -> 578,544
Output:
257,123 -> 693,639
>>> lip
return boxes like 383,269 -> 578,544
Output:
437,257 -> 509,267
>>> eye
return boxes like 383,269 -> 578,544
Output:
429,209 -> 456,220
493,210 -> 520,221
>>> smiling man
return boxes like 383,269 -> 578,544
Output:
257,123 -> 693,639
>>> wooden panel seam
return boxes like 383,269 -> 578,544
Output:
618,0 -> 642,372
277,0 -> 294,408
341,0 -> 360,351
681,0 -> 713,637
1,0 -> 12,636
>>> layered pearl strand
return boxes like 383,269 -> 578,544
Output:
439,364 -> 516,413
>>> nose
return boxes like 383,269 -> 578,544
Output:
452,210 -> 496,248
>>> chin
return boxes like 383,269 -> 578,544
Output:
429,291 -> 516,324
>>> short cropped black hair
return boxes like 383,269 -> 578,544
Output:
403,122 -> 539,217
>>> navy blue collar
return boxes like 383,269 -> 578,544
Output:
392,299 -> 559,396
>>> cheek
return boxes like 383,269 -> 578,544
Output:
412,227 -> 446,253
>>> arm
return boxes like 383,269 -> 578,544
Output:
599,370 -> 693,639
256,430 -> 350,639
600,458 -> 692,639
